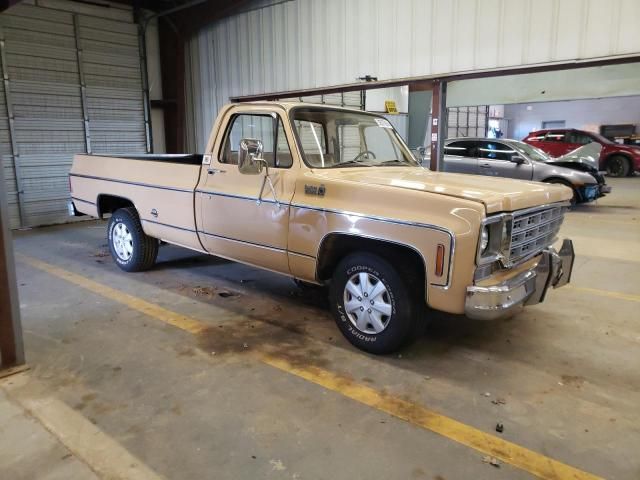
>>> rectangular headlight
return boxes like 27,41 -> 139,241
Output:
476,215 -> 512,266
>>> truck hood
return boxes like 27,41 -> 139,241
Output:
312,167 -> 571,213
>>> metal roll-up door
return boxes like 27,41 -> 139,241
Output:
80,14 -> 147,154
0,1 -> 146,228
342,91 -> 364,110
446,105 -> 489,138
0,54 -> 21,229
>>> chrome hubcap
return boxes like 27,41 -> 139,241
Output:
112,222 -> 133,261
343,272 -> 392,334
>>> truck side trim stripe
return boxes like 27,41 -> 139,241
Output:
195,189 -> 283,206
71,196 -> 96,206
69,173 -> 194,193
290,203 -> 453,236
142,218 -> 197,233
198,230 -> 314,259
290,203 -> 454,287
142,218 -> 314,259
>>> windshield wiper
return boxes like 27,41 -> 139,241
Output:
336,159 -> 373,167
378,159 -> 412,166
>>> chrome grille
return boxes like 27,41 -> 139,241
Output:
509,206 -> 565,263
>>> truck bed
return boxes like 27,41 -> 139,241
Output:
70,154 -> 204,252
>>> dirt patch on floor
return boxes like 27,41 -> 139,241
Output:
196,315 -> 331,371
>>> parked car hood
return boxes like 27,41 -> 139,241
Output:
549,143 -> 602,170
311,167 -> 572,214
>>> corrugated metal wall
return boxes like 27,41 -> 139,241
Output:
0,0 -> 146,228
185,0 -> 640,151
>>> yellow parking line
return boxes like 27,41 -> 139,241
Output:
19,254 -> 603,480
17,254 -> 207,335
568,285 -> 640,303
260,352 -> 601,480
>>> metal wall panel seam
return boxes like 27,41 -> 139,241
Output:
0,26 -> 25,227
73,14 -> 91,154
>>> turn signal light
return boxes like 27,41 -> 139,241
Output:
435,244 -> 445,277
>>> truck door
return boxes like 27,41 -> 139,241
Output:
196,108 -> 297,274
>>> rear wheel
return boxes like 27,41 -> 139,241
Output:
606,155 -> 630,177
329,252 -> 420,354
107,207 -> 158,272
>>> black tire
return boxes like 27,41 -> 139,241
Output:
606,155 -> 630,177
545,179 -> 577,206
329,252 -> 420,354
107,207 -> 158,272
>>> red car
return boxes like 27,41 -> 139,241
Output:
523,128 -> 640,177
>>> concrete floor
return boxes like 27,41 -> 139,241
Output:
2,176 -> 639,479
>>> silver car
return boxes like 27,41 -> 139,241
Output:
442,138 -> 610,204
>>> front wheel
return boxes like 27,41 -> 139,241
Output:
606,155 -> 630,177
329,253 -> 420,354
107,207 -> 158,272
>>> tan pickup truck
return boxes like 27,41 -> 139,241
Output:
69,102 -> 575,354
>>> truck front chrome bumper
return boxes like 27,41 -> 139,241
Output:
465,239 -> 575,321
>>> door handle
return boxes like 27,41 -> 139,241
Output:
207,168 -> 226,175
480,163 -> 491,168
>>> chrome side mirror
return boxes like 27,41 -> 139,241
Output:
238,138 -> 266,175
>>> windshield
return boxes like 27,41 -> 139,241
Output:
510,140 -> 550,162
291,107 -> 419,168
588,132 -> 613,145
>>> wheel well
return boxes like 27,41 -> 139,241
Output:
316,233 -> 426,288
604,152 -> 632,165
97,195 -> 135,218
543,177 -> 573,188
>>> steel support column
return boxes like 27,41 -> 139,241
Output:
0,26 -> 26,227
0,157 -> 24,369
73,14 -> 91,154
429,80 -> 447,171
137,24 -> 153,153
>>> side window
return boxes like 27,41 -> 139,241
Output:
565,132 -> 592,145
544,131 -> 566,142
275,120 -> 293,168
221,114 -> 292,168
527,133 -> 546,142
444,141 -> 477,158
477,141 -> 515,161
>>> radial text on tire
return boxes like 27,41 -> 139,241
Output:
107,207 -> 159,272
329,252 -> 421,354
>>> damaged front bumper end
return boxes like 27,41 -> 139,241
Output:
465,239 -> 575,321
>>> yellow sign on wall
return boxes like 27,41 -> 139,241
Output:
384,100 -> 398,114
